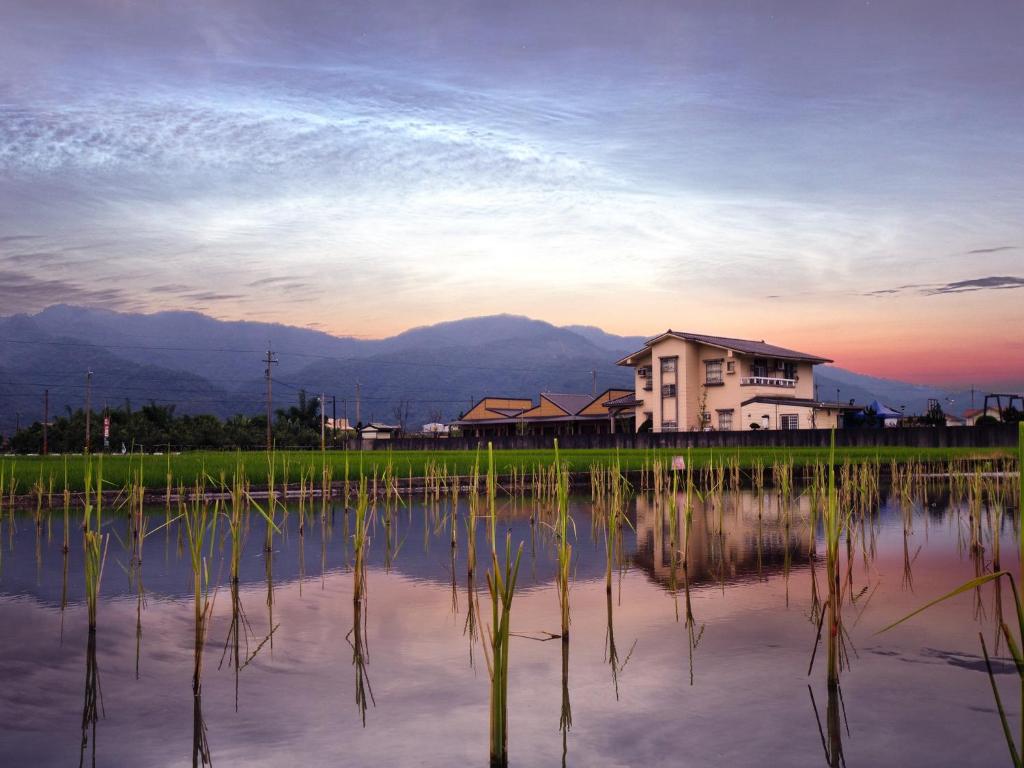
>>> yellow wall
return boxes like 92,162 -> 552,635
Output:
462,397 -> 533,421
579,389 -> 632,416
520,396 -> 568,418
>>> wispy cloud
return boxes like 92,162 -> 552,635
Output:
924,276 -> 1024,295
0,268 -> 136,313
864,276 -> 1024,297
967,246 -> 1016,254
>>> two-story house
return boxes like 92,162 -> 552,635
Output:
616,330 -> 854,431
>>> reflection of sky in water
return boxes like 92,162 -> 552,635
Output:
0,490 -> 1019,766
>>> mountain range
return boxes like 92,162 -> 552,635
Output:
0,306 -> 1013,435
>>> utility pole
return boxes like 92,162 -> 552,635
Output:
331,396 -> 337,447
43,389 -> 48,456
355,381 -> 361,426
320,392 -> 326,451
264,348 -> 278,451
84,369 -> 93,454
15,411 -> 20,433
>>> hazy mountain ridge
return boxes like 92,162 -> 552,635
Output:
0,306 -> 1014,435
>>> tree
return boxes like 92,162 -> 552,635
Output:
392,400 -> 410,436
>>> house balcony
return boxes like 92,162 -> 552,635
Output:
741,376 -> 796,388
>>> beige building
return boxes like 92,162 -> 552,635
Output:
452,390 -> 635,437
616,330 -> 855,432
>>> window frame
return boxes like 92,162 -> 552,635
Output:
704,359 -> 724,385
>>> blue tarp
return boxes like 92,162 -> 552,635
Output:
865,399 -> 903,419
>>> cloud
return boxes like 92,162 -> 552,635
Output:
864,275 -> 1024,297
924,275 -> 1024,295
0,268 -> 137,314
967,246 -> 1016,254
0,250 -> 68,265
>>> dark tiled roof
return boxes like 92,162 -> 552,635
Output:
542,392 -> 595,416
681,332 -> 831,362
617,330 -> 831,364
603,393 -> 643,408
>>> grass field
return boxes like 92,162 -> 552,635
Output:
0,445 -> 1014,495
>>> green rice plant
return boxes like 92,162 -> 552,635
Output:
82,462 -> 109,631
461,552 -> 481,663
483,531 -> 523,768
352,475 -> 371,604
552,440 -> 573,640
807,432 -> 851,689
182,492 -> 216,767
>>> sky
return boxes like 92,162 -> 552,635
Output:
1,0 -> 1022,386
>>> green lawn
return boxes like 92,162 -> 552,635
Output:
0,445 -> 1013,495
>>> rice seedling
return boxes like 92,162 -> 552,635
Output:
483,530 -> 523,768
352,475 -> 371,604
552,440 -> 573,641
182,493 -> 216,767
807,433 -> 855,691
82,463 -> 109,632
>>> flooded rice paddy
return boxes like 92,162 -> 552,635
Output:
0,471 -> 1021,767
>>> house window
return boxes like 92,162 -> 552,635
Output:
662,419 -> 678,431
726,361 -> 736,374
700,412 -> 711,428
783,361 -> 797,380
780,413 -> 799,430
660,357 -> 677,373
717,410 -> 734,430
752,358 -> 769,377
661,384 -> 677,397
705,360 -> 723,384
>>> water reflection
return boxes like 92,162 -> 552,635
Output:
348,594 -> 374,727
809,682 -> 848,768
0,483 -> 1020,766
78,629 -> 102,768
632,492 -> 813,589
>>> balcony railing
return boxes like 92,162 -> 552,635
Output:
741,376 -> 796,388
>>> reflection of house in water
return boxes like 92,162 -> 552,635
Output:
631,492 -> 814,588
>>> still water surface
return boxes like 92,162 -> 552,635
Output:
0,487 -> 1018,766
